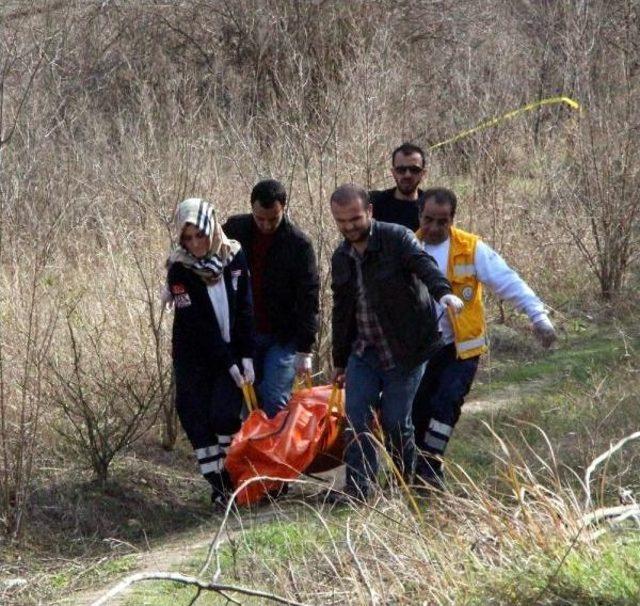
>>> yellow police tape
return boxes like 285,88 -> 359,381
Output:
428,95 -> 581,150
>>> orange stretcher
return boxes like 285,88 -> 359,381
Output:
225,380 -> 346,505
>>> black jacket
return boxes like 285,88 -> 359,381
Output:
331,220 -> 452,371
168,250 -> 254,370
223,214 -> 320,353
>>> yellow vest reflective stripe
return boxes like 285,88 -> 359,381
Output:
456,335 -> 487,353
447,227 -> 488,359
452,263 -> 477,277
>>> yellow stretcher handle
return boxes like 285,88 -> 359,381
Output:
328,383 -> 344,416
241,383 -> 259,412
293,371 -> 313,392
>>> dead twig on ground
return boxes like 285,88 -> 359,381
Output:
89,571 -> 308,606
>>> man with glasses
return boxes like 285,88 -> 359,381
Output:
370,142 -> 427,231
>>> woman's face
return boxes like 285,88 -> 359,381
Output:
181,223 -> 209,258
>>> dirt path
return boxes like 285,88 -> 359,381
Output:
57,528 -> 215,606
62,383 -> 540,605
464,378 -> 546,413
63,471 -> 344,606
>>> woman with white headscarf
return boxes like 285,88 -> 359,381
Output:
167,198 -> 254,506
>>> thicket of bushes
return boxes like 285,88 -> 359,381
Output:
0,0 -> 637,541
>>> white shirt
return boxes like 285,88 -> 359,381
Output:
424,237 -> 547,345
207,279 -> 231,343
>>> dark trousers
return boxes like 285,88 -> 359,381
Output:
344,347 -> 425,496
412,343 -> 479,479
174,361 -> 242,493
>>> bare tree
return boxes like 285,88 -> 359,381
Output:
0,3 -> 58,539
48,307 -> 165,486
550,0 -> 639,299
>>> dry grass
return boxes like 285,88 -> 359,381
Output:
0,0 -> 638,602
114,426 -> 639,605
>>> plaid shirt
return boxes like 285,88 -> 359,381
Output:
348,246 -> 395,370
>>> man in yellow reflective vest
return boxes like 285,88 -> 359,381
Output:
413,187 -> 557,488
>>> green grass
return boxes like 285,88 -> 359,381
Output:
122,515 -> 326,605
468,535 -> 640,605
474,323 -> 633,395
450,322 -> 640,489
48,555 -> 139,603
103,320 -> 640,605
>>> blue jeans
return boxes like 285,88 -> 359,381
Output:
344,347 -> 426,495
412,343 -> 479,479
254,333 -> 296,418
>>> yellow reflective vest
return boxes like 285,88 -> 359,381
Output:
416,226 -> 488,359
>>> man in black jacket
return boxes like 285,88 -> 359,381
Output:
224,180 -> 320,417
329,184 -> 462,500
370,142 -> 427,231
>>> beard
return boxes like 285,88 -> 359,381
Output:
343,224 -> 370,243
396,180 -> 419,196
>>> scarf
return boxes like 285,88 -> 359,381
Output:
168,198 -> 241,284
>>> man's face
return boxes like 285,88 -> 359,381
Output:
420,198 -> 454,244
331,197 -> 372,244
391,151 -> 426,196
252,200 -> 284,234
181,223 -> 210,258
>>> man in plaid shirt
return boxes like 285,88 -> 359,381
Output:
329,184 -> 463,501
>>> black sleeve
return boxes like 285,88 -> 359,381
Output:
398,228 -> 452,301
330,253 -> 353,369
293,238 -> 320,353
231,251 -> 255,359
222,215 -> 249,251
168,263 -> 234,370
222,218 -> 235,238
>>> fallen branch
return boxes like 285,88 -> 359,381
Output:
581,504 -> 640,527
89,571 -> 308,606
583,431 -> 640,510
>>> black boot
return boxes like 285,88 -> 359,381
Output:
415,453 -> 445,492
206,471 -> 230,509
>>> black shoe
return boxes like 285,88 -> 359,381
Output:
211,490 -> 228,510
325,486 -> 367,505
266,482 -> 289,500
415,469 -> 446,494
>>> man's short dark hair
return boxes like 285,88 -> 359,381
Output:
421,187 -> 457,217
330,184 -> 369,209
251,179 -> 287,208
392,143 -> 426,167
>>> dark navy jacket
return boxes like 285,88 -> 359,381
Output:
331,221 -> 452,371
168,250 -> 254,371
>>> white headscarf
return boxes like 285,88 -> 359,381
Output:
168,198 -> 241,284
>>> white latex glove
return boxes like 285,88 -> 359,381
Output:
160,285 -> 174,311
439,294 -> 464,314
293,352 -> 313,375
532,316 -> 557,348
228,364 -> 244,388
242,358 -> 255,384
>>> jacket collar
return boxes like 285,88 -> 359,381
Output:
251,214 -> 293,240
